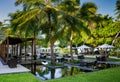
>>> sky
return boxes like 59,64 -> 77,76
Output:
81,0 -> 117,17
0,0 -> 21,23
0,0 -> 117,23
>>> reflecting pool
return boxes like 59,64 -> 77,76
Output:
36,66 -> 85,80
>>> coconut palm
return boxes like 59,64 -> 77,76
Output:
112,20 -> 120,45
58,0 -> 89,63
79,2 -> 98,29
114,0 -> 120,45
11,0 -> 77,65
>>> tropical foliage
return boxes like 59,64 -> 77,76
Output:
0,0 -> 120,65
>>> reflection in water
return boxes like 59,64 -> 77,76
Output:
51,68 -> 55,79
70,67 -> 74,76
36,66 -> 85,80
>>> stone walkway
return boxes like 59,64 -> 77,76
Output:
0,61 -> 30,74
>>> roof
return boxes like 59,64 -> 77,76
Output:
2,37 -> 34,45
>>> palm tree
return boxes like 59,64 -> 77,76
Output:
112,20 -> 120,45
78,2 -> 105,46
79,2 -> 98,30
58,0 -> 89,63
11,0 -> 71,65
113,0 -> 120,45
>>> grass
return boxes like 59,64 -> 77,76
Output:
107,58 -> 120,61
47,66 -> 120,82
0,66 -> 120,82
0,73 -> 40,82
0,56 -> 120,82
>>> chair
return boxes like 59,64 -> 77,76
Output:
78,55 -> 85,66
96,56 -> 101,61
78,55 -> 85,60
101,56 -> 107,61
8,58 -> 17,68
60,57 -> 65,62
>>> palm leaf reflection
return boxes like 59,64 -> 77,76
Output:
36,67 -> 49,76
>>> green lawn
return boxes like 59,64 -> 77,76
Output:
0,67 -> 120,82
0,73 -> 40,82
47,66 -> 120,82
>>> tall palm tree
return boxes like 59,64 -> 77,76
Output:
78,2 -> 104,46
79,2 -> 98,29
58,0 -> 89,63
112,20 -> 120,45
11,0 -> 70,65
114,0 -> 120,45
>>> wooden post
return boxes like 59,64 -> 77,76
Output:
2,44 -> 4,57
4,41 -> 6,60
14,45 -> 16,56
6,39 -> 9,63
14,45 -> 15,56
1,44 -> 2,57
11,45 -> 13,55
31,40 -> 33,74
25,42 -> 27,61
31,40 -> 34,61
20,43 -> 22,61
16,44 -> 18,57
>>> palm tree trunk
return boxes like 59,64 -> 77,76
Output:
33,31 -> 36,56
70,35 -> 74,63
50,32 -> 55,65
48,14 -> 55,65
112,31 -> 120,45
33,31 -> 37,75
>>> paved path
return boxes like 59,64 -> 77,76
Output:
0,61 -> 30,74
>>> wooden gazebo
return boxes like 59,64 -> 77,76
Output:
0,36 -> 35,63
